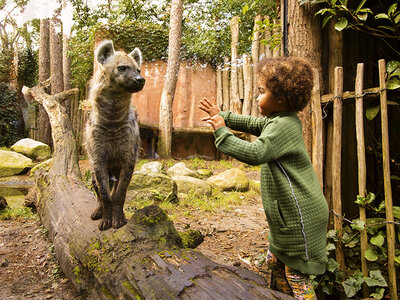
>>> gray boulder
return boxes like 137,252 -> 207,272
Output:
172,175 -> 212,196
207,168 -> 249,192
139,161 -> 163,173
0,150 -> 33,177
167,162 -> 200,178
127,172 -> 177,203
11,138 -> 51,161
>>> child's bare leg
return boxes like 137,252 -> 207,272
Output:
285,265 -> 317,300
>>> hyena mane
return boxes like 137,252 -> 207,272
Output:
84,40 -> 145,230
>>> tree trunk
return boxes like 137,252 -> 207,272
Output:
158,0 -> 183,158
23,81 -> 292,300
284,1 -> 322,156
38,18 -> 52,145
230,16 -> 241,114
62,0 -> 72,116
50,13 -> 64,94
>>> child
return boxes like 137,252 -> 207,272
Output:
199,56 -> 328,299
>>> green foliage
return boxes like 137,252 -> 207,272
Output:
312,192 -> 397,298
0,48 -> 13,82
0,83 -> 23,147
304,0 -> 400,42
17,47 -> 38,88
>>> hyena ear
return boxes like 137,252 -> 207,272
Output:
129,48 -> 142,69
95,40 -> 115,65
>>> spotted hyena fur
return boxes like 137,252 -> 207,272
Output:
84,40 -> 145,230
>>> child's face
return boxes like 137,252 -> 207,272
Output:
257,83 -> 288,116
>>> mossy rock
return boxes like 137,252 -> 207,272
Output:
0,150 -> 33,177
127,172 -> 177,203
207,168 -> 249,192
179,229 -> 204,249
11,138 -> 51,161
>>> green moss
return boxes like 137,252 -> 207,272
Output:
72,266 -> 82,285
101,285 -> 115,300
179,229 -> 204,249
122,281 -> 143,300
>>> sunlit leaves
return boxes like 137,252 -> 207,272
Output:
334,17 -> 348,31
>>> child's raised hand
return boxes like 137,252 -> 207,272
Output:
201,115 -> 226,130
198,97 -> 220,117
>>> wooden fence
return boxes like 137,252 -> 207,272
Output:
312,60 -> 397,299
216,15 -> 280,115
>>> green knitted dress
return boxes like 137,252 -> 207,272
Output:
214,111 -> 328,275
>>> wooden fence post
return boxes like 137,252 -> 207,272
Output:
311,69 -> 323,188
242,54 -> 253,116
230,16 -> 241,114
355,63 -> 369,298
222,57 -> 230,111
378,59 -> 398,300
216,65 -> 223,110
251,15 -> 262,117
332,67 -> 345,272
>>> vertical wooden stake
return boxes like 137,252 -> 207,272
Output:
216,65 -> 223,110
311,68 -> 323,188
230,16 -> 241,114
222,57 -> 230,111
251,15 -> 262,117
378,59 -> 397,300
332,67 -> 345,271
242,53 -> 253,116
355,63 -> 369,298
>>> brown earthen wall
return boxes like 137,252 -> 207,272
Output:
132,60 -> 216,128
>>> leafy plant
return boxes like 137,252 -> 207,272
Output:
312,192 -> 398,298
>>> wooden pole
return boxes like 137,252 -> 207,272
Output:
222,57 -> 230,111
332,67 -> 345,271
263,16 -> 272,58
310,69 -> 323,188
238,63 -> 244,102
378,59 -> 397,300
251,15 -> 262,117
242,53 -> 253,116
272,19 -> 280,58
216,65 -> 223,110
355,63 -> 369,298
230,16 -> 241,114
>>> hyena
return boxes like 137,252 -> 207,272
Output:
85,40 -> 145,230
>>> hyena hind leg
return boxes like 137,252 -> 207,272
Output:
111,166 -> 134,229
90,173 -> 103,220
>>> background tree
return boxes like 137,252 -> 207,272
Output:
158,0 -> 184,158
38,18 -> 51,146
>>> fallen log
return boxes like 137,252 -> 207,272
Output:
23,82 -> 292,299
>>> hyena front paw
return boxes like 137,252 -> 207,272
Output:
91,206 -> 103,220
112,215 -> 127,229
98,217 -> 112,231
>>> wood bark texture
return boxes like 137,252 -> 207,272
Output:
378,59 -> 397,300
158,0 -> 183,158
24,81 -> 293,300
285,2 -> 322,155
38,18 -> 52,146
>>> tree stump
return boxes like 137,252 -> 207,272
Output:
23,82 -> 292,299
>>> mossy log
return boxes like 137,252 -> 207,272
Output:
23,82 -> 292,300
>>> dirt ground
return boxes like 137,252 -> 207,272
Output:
0,161 -> 270,300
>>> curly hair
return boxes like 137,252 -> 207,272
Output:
256,57 -> 314,112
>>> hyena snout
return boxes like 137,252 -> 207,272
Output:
127,74 -> 145,93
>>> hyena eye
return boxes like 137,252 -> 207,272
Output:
117,65 -> 129,72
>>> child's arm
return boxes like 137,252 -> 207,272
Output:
199,98 -> 267,136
